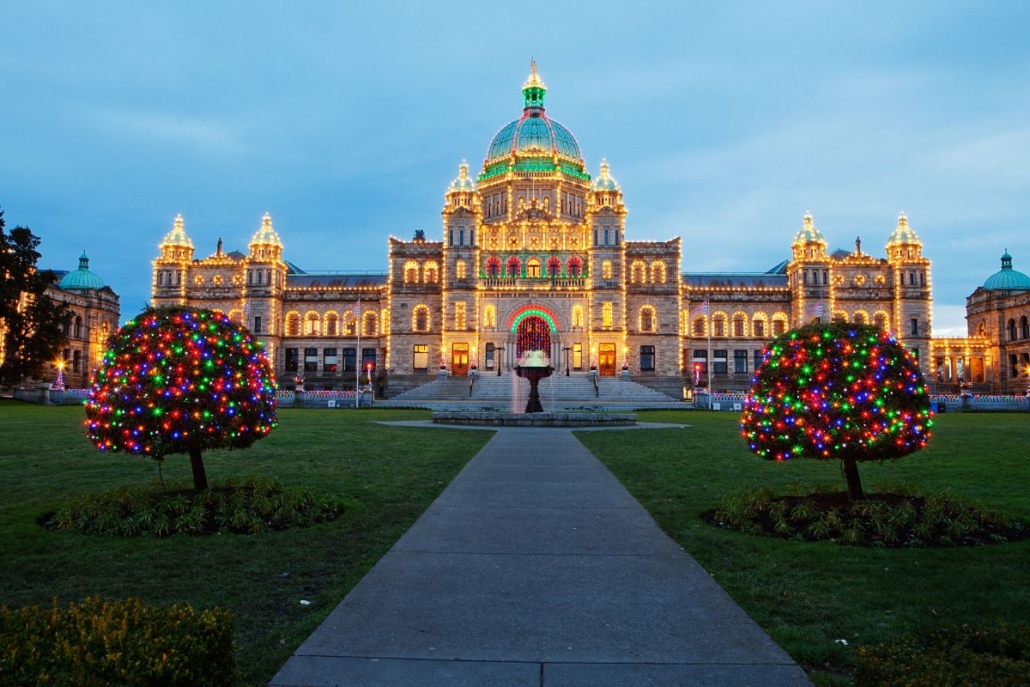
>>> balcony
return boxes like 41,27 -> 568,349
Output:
482,276 -> 587,291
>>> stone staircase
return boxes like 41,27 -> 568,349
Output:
381,372 -> 684,411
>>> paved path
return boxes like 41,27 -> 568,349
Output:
270,428 -> 812,687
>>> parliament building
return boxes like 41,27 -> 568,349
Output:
149,64 -> 1027,397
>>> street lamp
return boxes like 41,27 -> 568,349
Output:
496,346 -> 505,376
562,346 -> 571,376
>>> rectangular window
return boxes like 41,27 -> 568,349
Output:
713,349 -> 728,374
459,228 -> 465,246
304,348 -> 318,372
413,344 -> 429,370
573,343 -> 582,369
72,350 -> 81,372
455,301 -> 467,330
448,230 -> 454,247
485,342 -> 495,369
1010,354 -> 1018,378
822,270 -> 828,285
342,347 -> 356,372
910,317 -> 918,335
693,349 -> 708,374
754,349 -> 765,372
734,350 -> 747,374
640,345 -> 655,371
362,348 -> 376,374
253,316 -> 261,334
324,348 -> 338,372
604,228 -> 610,246
285,348 -> 299,372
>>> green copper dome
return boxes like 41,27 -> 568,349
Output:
480,62 -> 588,181
886,212 -> 921,246
59,252 -> 106,291
792,212 -> 826,245
447,161 -> 477,193
983,251 -> 1030,290
590,159 -> 619,192
250,212 -> 282,247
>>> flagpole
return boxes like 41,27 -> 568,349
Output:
705,296 -> 712,403
354,300 -> 361,409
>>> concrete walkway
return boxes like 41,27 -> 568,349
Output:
270,428 -> 812,687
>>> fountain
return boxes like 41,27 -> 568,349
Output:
513,350 -> 553,413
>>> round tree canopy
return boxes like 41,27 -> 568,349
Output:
85,307 -> 277,459
741,322 -> 932,463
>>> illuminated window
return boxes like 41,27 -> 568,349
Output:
305,311 -> 321,336
456,260 -> 467,279
413,344 -> 429,370
573,343 -> 582,369
363,311 -> 377,336
325,312 -> 339,336
285,312 -> 301,337
752,316 -> 766,338
733,315 -> 746,337
484,305 -> 496,328
424,261 -> 439,284
602,260 -> 612,279
854,311 -> 868,325
875,313 -> 888,330
772,316 -> 787,335
692,317 -> 706,337
381,309 -> 390,335
567,257 -> 582,277
631,260 -> 646,284
507,257 -> 521,277
602,302 -> 613,329
526,258 -> 541,278
650,261 -> 667,284
487,257 -> 501,277
413,305 -> 430,332
404,260 -> 419,284
547,257 -> 561,277
455,301 -> 467,330
713,314 -> 727,337
572,305 -> 584,328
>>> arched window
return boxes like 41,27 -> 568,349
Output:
567,257 -> 582,277
547,257 -> 561,277
639,306 -> 657,333
456,260 -> 467,280
772,314 -> 788,336
483,305 -> 496,328
650,260 -> 667,284
305,311 -> 321,336
602,260 -> 613,279
1008,318 -> 1017,341
413,305 -> 430,333
732,313 -> 747,337
507,257 -> 521,277
572,305 -> 584,328
342,311 -> 357,336
423,261 -> 439,284
1022,316 -> 1029,339
363,311 -> 378,336
381,309 -> 390,336
978,321 -> 986,337
325,312 -> 339,336
74,316 -> 82,338
285,312 -> 301,337
853,311 -> 868,325
712,313 -> 727,337
228,309 -> 243,324
692,317 -> 706,337
526,257 -> 541,278
487,257 -> 501,277
403,260 -> 419,284
631,260 -> 646,284
874,312 -> 889,331
833,310 -> 848,323
752,314 -> 767,338
602,302 -> 613,329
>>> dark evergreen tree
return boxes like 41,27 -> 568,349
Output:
0,208 -> 71,388
85,307 -> 278,492
741,322 -> 933,500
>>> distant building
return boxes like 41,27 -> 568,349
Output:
151,63 -> 941,398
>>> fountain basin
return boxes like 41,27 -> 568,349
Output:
431,411 -> 637,427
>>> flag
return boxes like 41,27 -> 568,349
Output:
811,301 -> 823,319
350,299 -> 361,317
700,298 -> 709,316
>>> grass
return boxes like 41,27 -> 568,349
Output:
576,410 -> 1030,685
0,399 -> 492,686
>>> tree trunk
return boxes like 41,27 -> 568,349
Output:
842,454 -> 865,501
188,447 -> 209,493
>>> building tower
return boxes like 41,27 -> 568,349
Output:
441,161 -> 480,372
153,214 -> 194,306
885,212 -> 932,369
245,213 -> 287,364
787,212 -> 831,326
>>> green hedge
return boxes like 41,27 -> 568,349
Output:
855,622 -> 1030,686
0,597 -> 236,687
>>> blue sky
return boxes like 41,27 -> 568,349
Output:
2,1 -> 1027,334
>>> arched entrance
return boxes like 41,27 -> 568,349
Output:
515,316 -> 552,360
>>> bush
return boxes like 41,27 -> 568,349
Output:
855,622 -> 1030,686
47,477 -> 347,536
0,596 -> 236,687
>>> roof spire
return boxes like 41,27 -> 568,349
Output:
522,59 -> 547,111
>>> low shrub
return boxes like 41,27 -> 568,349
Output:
706,485 -> 1029,547
0,596 -> 236,687
855,622 -> 1030,686
46,476 -> 346,536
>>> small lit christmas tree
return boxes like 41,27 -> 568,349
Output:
741,322 -> 933,500
85,307 -> 277,492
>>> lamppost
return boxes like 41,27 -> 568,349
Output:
496,346 -> 505,376
562,346 -> 571,376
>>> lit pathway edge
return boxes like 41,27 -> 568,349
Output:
270,428 -> 812,687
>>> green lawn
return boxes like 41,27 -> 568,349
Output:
2,402 -> 1028,686
576,410 -> 1030,686
0,400 -> 492,686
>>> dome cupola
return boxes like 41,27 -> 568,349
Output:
249,212 -> 283,261
480,61 -> 588,182
159,214 -> 194,261
590,159 -> 620,192
59,251 -> 106,291
446,161 -> 477,194
983,251 -> 1030,290
791,212 -> 828,260
886,212 -> 923,262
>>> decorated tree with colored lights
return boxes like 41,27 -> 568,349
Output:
85,307 -> 277,492
741,322 -> 932,500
